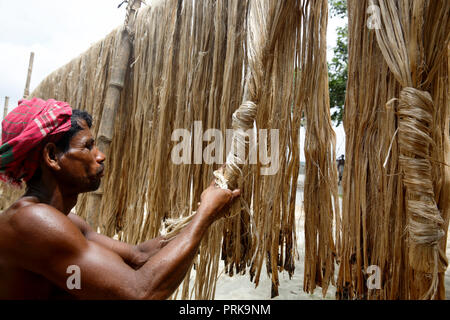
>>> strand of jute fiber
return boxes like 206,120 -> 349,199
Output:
301,0 -> 341,297
337,0 -> 449,299
84,0 -> 143,228
2,0 -> 339,299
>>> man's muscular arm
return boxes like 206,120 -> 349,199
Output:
10,183 -> 239,299
68,213 -> 169,269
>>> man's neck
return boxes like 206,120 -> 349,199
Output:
24,179 -> 78,215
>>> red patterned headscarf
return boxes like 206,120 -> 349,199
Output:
0,98 -> 72,186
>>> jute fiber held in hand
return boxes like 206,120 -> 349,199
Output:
0,0 -> 338,299
338,0 -> 449,300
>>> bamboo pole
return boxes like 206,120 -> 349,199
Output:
23,52 -> 35,99
3,96 -> 9,120
85,1 -> 142,228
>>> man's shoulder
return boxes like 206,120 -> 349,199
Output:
9,201 -> 66,229
8,201 -> 84,252
0,201 -> 84,271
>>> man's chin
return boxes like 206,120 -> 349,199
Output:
85,177 -> 102,193
92,179 -> 102,191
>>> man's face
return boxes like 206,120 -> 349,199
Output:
57,120 -> 105,193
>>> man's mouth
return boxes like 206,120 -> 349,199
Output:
97,166 -> 105,178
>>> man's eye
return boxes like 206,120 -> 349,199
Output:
86,143 -> 94,150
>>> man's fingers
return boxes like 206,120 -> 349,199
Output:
231,189 -> 241,198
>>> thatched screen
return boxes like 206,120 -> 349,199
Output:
337,0 -> 449,300
0,0 -> 338,299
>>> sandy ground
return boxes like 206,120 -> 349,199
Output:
211,175 -> 450,300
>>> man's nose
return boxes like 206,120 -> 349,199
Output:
95,147 -> 106,164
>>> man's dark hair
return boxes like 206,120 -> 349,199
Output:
55,109 -> 93,152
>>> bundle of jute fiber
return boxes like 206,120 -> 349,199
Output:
301,0 -> 341,297
29,0 -> 336,299
337,0 -> 449,300
155,0 -> 308,298
159,1 -> 306,298
161,0 -> 296,234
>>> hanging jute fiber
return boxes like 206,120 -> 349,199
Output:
1,0 -> 338,299
337,0 -> 449,300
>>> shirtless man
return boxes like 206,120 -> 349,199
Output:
0,98 -> 239,299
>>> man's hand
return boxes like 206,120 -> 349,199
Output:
197,181 -> 240,223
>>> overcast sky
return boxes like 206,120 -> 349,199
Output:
0,0 -> 346,158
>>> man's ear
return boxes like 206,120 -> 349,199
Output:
42,142 -> 62,171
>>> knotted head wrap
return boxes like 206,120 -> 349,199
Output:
0,97 -> 72,186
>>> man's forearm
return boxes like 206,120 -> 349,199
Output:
134,210 -> 212,299
84,232 -> 144,268
135,236 -> 171,261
